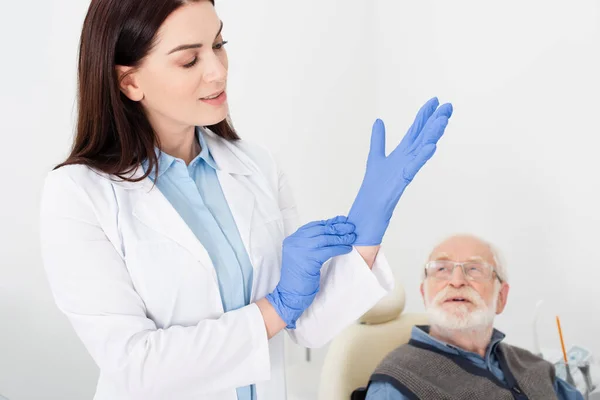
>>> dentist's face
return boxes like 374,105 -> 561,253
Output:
421,235 -> 509,331
118,1 -> 229,131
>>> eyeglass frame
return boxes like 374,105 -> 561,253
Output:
423,260 -> 504,283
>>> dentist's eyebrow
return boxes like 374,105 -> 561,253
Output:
167,20 -> 224,55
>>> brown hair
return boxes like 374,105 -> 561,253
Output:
55,0 -> 238,181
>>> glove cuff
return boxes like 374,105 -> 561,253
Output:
266,287 -> 320,330
265,290 -> 299,329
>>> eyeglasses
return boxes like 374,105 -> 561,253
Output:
424,260 -> 503,283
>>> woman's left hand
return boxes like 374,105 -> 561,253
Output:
266,216 -> 356,329
347,97 -> 453,246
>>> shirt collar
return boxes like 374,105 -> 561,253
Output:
141,127 -> 219,179
201,127 -> 253,176
191,127 -> 218,170
412,325 -> 506,360
141,148 -> 175,180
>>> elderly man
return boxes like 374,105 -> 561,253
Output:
361,234 -> 583,400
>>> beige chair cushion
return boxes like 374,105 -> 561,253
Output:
358,280 -> 406,325
318,312 -> 428,400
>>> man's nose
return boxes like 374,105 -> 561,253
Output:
448,265 -> 468,288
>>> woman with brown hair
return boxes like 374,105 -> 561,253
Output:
39,0 -> 452,399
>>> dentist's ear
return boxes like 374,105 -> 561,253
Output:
420,281 -> 426,306
116,65 -> 144,102
496,283 -> 510,314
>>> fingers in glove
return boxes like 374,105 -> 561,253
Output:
368,119 -> 386,159
403,143 -> 438,182
405,103 -> 452,154
397,97 -> 440,150
298,215 -> 348,231
420,116 -> 449,149
314,245 -> 354,261
322,215 -> 349,226
295,222 -> 356,238
307,232 -> 357,249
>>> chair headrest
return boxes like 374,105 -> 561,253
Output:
358,281 -> 406,325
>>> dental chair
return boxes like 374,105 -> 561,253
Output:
317,281 -> 428,400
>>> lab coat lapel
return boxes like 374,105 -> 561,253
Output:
127,128 -> 258,275
216,171 -> 255,256
132,180 -> 214,270
202,128 -> 257,256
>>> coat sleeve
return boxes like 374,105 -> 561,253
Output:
39,168 -> 271,397
272,158 -> 395,348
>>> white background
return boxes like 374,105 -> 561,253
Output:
1,0 -> 599,399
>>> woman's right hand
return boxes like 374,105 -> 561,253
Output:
348,97 -> 453,246
265,216 -> 356,329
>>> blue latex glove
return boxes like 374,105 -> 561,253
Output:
266,216 -> 356,329
348,97 -> 453,245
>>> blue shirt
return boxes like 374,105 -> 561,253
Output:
143,128 -> 255,400
366,326 -> 584,400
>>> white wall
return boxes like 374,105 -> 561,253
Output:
373,0 -> 600,357
1,0 -> 599,399
0,1 -> 98,399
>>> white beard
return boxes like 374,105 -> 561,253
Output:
425,284 -> 498,333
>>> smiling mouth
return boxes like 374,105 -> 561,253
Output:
200,91 -> 224,100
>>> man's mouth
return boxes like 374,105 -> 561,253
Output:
444,297 -> 472,304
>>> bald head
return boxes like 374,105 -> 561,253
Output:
427,234 -> 507,282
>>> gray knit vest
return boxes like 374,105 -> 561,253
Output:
362,338 -> 557,400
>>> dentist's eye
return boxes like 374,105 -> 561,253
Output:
183,57 -> 198,68
213,40 -> 228,51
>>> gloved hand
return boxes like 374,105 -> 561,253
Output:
266,216 -> 356,329
348,97 -> 453,245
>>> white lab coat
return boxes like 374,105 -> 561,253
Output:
39,129 -> 394,400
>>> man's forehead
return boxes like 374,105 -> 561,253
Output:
430,252 -> 485,260
429,236 -> 495,265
